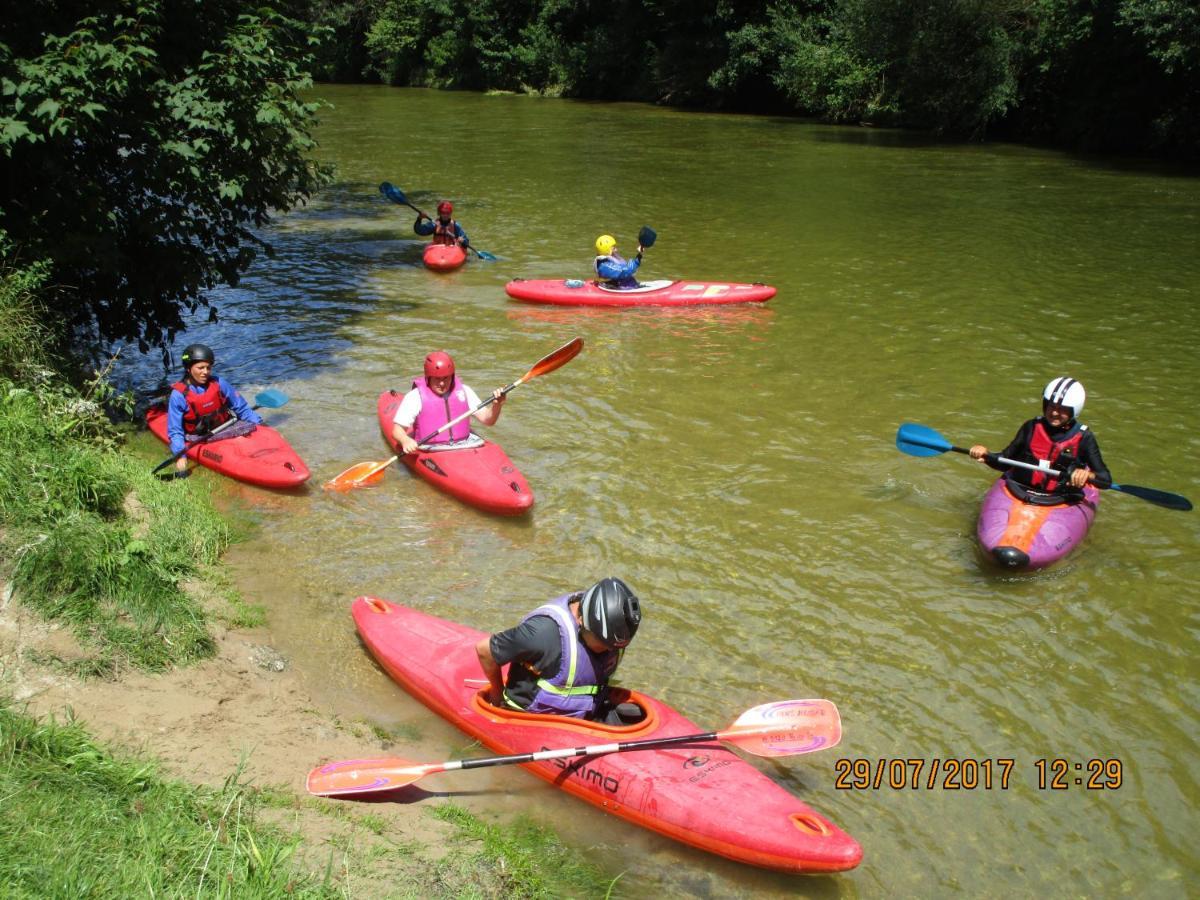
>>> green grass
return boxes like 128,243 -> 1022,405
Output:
0,700 -> 338,898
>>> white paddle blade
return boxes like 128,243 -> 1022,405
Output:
726,699 -> 842,756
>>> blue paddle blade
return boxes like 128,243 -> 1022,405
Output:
254,389 -> 289,409
379,182 -> 408,205
895,423 -> 952,457
1108,483 -> 1193,511
474,249 -> 498,261
638,225 -> 657,248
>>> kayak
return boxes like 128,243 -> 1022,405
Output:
977,477 -> 1100,569
505,278 -> 776,307
423,243 -> 467,272
145,406 -> 309,488
376,391 -> 533,515
352,596 -> 862,873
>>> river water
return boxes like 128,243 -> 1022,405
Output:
120,85 -> 1199,897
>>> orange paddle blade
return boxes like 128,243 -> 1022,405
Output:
522,336 -> 583,382
721,699 -> 841,756
307,757 -> 436,796
323,458 -> 395,491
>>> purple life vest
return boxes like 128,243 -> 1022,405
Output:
412,375 -> 471,444
515,594 -> 620,719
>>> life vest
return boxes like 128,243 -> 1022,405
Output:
507,594 -> 620,718
412,376 -> 472,444
432,219 -> 459,246
1027,419 -> 1087,491
594,252 -> 638,287
172,378 -> 231,435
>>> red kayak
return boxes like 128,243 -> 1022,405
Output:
505,278 -> 776,307
423,243 -> 467,272
145,406 -> 309,488
352,597 -> 861,873
376,391 -> 533,515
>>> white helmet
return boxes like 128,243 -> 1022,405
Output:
1043,377 -> 1085,417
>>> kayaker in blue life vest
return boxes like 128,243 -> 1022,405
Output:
475,577 -> 645,725
593,233 -> 644,289
166,343 -> 262,476
414,200 -> 469,249
968,377 -> 1111,501
391,350 -> 505,454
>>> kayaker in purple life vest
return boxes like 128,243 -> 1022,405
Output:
968,376 -> 1111,501
475,577 -> 646,725
391,350 -> 505,455
414,200 -> 469,249
165,343 -> 263,476
594,233 -> 644,289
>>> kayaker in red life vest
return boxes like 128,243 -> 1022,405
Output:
166,343 -> 263,475
391,351 -> 505,455
475,577 -> 646,725
968,377 -> 1111,500
414,200 -> 469,249
594,233 -> 643,289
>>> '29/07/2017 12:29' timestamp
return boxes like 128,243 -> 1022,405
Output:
833,758 -> 1124,790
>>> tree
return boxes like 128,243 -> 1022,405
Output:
0,0 -> 332,354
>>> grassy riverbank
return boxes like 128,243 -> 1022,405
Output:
0,263 -> 615,898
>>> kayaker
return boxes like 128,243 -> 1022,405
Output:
593,234 -> 643,289
414,200 -> 469,249
166,343 -> 263,476
968,376 -> 1111,501
475,577 -> 644,724
391,351 -> 504,454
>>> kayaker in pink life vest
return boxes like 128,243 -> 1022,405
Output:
391,350 -> 505,454
475,577 -> 645,725
593,233 -> 644,289
166,343 -> 262,475
414,200 -> 469,249
968,377 -> 1111,500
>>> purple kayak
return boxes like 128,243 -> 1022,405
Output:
977,477 -> 1100,569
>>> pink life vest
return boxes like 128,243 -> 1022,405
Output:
412,375 -> 472,444
172,378 -> 231,434
1028,419 -> 1086,491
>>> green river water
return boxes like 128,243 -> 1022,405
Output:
124,85 -> 1199,897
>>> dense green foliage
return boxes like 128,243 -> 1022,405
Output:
0,0 -> 332,354
0,256 -> 237,671
311,0 -> 1198,158
0,702 -> 335,898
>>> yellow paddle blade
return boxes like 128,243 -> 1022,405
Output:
323,459 -> 392,491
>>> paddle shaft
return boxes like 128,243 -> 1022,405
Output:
951,445 -> 1113,489
153,407 -> 258,473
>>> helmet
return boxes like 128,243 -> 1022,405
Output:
181,343 -> 214,370
581,577 -> 641,649
424,350 -> 455,379
437,200 -> 453,216
595,234 -> 616,256
1042,377 -> 1086,418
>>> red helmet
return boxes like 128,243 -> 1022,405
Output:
424,350 -> 455,378
437,200 -> 453,216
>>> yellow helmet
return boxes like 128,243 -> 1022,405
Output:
595,234 -> 617,255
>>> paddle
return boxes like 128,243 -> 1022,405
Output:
379,181 -> 498,261
306,698 -> 841,798
324,337 -> 584,491
637,225 -> 657,250
151,389 -> 290,475
896,422 -> 1193,511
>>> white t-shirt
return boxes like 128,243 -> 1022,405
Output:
394,383 -> 483,430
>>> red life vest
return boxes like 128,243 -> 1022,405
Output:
172,379 -> 231,435
1028,419 -> 1086,491
432,219 -> 459,246
412,376 -> 472,443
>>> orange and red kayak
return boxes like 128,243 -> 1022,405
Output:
423,243 -> 467,272
353,596 -> 862,873
145,406 -> 309,488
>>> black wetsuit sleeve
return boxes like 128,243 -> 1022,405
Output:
985,420 -> 1036,472
1076,431 -> 1111,485
488,616 -> 562,708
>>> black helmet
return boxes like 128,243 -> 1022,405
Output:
181,343 -> 215,369
581,577 -> 641,649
